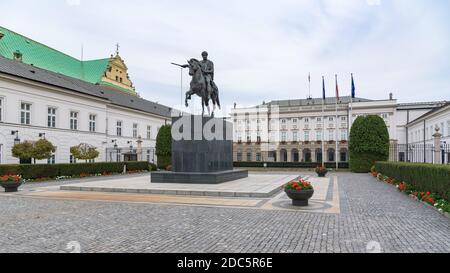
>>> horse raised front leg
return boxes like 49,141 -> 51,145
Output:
185,91 -> 192,107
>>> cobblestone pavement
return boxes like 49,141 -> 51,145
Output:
1,173 -> 450,253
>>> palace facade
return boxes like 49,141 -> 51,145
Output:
0,26 -> 173,165
231,96 -> 448,164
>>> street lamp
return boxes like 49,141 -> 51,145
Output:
11,130 -> 20,145
39,133 -> 46,139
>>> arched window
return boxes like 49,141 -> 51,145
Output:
315,148 -> 322,163
246,149 -> 252,162
237,151 -> 243,162
280,149 -> 288,162
292,149 -> 299,162
340,148 -> 348,162
328,148 -> 335,162
303,149 -> 311,163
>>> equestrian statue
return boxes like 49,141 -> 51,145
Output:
173,51 -> 221,116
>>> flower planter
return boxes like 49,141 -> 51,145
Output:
1,181 -> 23,193
285,189 -> 314,206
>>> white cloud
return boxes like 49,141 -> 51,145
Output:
66,0 -> 81,7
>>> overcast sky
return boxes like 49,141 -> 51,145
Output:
1,0 -> 449,112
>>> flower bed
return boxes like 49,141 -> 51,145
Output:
371,166 -> 450,215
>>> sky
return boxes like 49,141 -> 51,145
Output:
1,0 -> 449,113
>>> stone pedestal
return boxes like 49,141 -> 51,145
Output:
151,115 -> 248,184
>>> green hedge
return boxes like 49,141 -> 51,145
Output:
234,162 -> 349,169
0,162 -> 153,180
374,162 -> 450,200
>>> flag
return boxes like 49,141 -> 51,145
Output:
351,73 -> 356,98
322,76 -> 326,100
335,74 -> 340,101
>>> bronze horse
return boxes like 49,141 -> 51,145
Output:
185,59 -> 221,116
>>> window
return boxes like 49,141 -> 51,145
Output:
340,130 -> 348,141
70,111 -> 78,130
317,117 -> 322,122
281,132 -> 287,142
329,117 -> 334,122
117,121 -> 122,137
133,123 -> 138,138
47,154 -> 56,164
0,98 -> 3,121
292,131 -> 298,142
21,103 -> 31,125
237,152 -> 243,162
292,119 -> 298,123
70,155 -> 77,164
281,119 -> 286,124
256,153 -> 262,162
304,131 -> 310,141
147,125 -> 152,139
89,114 -> 96,132
328,130 -> 334,141
48,107 -> 56,128
447,121 -> 450,136
316,131 -> 322,141
246,152 -> 252,162
341,116 -> 347,121
304,118 -> 309,123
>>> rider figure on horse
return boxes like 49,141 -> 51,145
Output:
183,51 -> 217,99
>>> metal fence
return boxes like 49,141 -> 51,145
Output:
390,143 -> 450,164
105,147 -> 156,164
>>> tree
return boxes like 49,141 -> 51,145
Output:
32,139 -> 56,163
70,143 -> 100,163
155,125 -> 172,169
349,115 -> 390,173
12,141 -> 34,163
12,139 -> 56,164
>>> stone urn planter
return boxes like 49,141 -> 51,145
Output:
285,189 -> 314,206
315,166 -> 328,178
284,179 -> 315,207
0,175 -> 23,193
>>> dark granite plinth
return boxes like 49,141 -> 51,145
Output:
153,115 -> 247,184
151,169 -> 249,184
171,115 -> 233,173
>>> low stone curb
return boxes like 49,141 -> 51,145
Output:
60,185 -> 283,198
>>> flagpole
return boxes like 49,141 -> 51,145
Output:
335,74 -> 339,170
308,73 -> 311,99
322,76 -> 325,168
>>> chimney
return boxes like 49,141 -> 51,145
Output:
13,50 -> 23,62
389,92 -> 393,100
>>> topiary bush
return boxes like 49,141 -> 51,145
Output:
349,115 -> 389,173
156,125 -> 172,170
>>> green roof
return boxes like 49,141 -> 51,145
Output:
0,26 -> 110,86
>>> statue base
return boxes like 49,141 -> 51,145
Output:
151,115 -> 248,184
151,169 -> 248,184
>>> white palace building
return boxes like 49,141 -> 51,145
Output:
231,95 -> 450,165
0,26 -> 172,165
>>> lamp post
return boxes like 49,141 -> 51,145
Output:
39,133 -> 46,139
11,130 -> 20,145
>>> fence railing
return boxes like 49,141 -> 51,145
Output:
105,147 -> 156,163
390,143 -> 450,164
